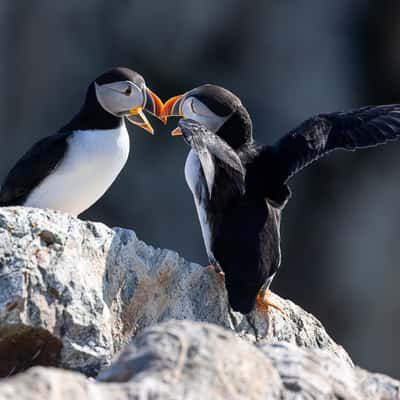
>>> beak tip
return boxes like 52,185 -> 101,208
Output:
171,127 -> 183,137
143,124 -> 155,135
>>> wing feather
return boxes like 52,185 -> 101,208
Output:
178,118 -> 245,208
270,104 -> 400,182
0,132 -> 69,206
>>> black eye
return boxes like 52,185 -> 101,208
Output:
124,86 -> 132,96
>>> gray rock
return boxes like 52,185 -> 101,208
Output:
98,321 -> 281,400
0,207 -> 350,376
0,320 -> 398,400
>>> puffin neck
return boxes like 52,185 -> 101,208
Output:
59,83 -> 123,132
217,107 -> 253,149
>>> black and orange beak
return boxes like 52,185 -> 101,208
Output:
126,106 -> 154,134
160,94 -> 184,136
160,95 -> 184,119
126,87 -> 164,134
144,88 -> 164,120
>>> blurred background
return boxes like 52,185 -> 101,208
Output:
1,0 -> 400,377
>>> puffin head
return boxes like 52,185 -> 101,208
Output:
92,67 -> 163,134
161,84 -> 253,148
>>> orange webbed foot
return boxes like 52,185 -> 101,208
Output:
256,288 -> 286,315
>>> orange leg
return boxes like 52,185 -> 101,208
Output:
256,288 -> 285,315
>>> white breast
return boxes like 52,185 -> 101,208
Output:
25,123 -> 130,215
185,150 -> 213,260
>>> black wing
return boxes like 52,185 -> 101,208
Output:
0,132 -> 69,206
178,118 -> 245,207
270,104 -> 400,183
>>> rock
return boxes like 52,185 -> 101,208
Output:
0,320 -> 399,400
98,321 -> 282,399
0,207 -> 350,376
0,207 -> 399,398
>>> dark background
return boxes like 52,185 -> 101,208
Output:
2,1 -> 400,377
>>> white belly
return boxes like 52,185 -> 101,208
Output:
185,150 -> 213,259
25,124 -> 130,215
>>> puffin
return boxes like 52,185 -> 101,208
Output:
161,84 -> 400,314
0,67 -> 163,215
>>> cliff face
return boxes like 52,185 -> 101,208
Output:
0,207 -> 397,399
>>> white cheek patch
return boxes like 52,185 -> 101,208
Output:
95,81 -> 144,116
181,99 -> 195,119
181,98 -> 229,133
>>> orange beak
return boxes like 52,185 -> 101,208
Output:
171,127 -> 183,136
145,87 -> 164,121
160,95 -> 184,126
127,106 -> 154,134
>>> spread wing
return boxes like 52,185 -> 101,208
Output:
178,118 -> 245,208
0,132 -> 69,206
270,104 -> 400,183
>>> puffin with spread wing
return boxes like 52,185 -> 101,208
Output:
161,84 -> 400,314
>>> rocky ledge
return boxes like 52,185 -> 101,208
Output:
0,207 -> 397,399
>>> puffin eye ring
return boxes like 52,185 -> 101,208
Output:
123,86 -> 132,96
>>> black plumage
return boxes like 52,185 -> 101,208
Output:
271,105 -> 400,182
0,132 -> 69,206
176,87 -> 400,313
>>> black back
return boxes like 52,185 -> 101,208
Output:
179,118 -> 281,313
210,141 -> 284,313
